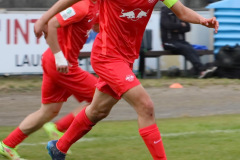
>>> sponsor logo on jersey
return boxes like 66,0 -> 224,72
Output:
120,9 -> 149,21
125,74 -> 135,82
60,7 -> 76,20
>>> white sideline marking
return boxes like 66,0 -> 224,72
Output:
162,129 -> 240,137
19,138 -> 96,146
19,129 -> 240,146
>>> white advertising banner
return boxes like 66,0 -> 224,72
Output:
0,14 -> 46,75
0,13 -> 95,75
0,11 -> 212,75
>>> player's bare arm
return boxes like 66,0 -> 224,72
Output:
34,0 -> 81,38
170,0 -> 219,33
46,17 -> 69,73
46,17 -> 61,53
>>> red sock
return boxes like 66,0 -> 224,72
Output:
3,127 -> 28,148
139,124 -> 167,160
55,113 -> 75,132
56,107 -> 95,153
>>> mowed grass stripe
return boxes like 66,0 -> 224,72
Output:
18,128 -> 240,146
1,114 -> 240,160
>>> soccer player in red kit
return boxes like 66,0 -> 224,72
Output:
0,0 -> 99,159
34,0 -> 219,159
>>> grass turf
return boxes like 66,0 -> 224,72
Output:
1,75 -> 240,92
1,114 -> 240,160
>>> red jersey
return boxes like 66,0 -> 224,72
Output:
91,0 -> 157,63
48,0 -> 99,67
92,0 -> 177,63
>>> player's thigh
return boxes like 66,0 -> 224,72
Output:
40,102 -> 64,114
92,58 -> 140,98
42,74 -> 71,104
70,70 -> 97,103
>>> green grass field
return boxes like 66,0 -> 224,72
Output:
1,75 -> 240,92
1,114 -> 240,160
1,76 -> 240,159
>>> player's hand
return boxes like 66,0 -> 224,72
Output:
54,51 -> 69,73
56,65 -> 69,74
43,24 -> 48,39
200,17 -> 219,33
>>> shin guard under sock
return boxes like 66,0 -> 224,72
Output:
57,107 -> 95,153
3,127 -> 28,148
139,124 -> 167,160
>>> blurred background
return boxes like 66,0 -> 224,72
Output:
0,0 -> 221,76
0,0 -> 221,10
1,1 -> 240,159
1,0 -> 240,79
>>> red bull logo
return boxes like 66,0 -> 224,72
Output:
125,74 -> 135,82
120,9 -> 149,21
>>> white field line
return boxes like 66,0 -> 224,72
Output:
162,129 -> 240,137
19,138 -> 96,146
19,129 -> 240,146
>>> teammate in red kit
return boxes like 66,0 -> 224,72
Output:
0,0 -> 99,160
34,0 -> 219,159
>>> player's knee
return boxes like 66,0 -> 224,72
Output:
41,109 -> 59,119
40,104 -> 61,119
140,99 -> 154,117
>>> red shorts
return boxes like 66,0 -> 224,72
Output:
41,49 -> 97,104
91,55 -> 140,100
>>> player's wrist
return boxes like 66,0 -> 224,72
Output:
199,17 -> 207,25
54,51 -> 68,66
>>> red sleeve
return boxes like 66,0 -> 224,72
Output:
55,0 -> 90,27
